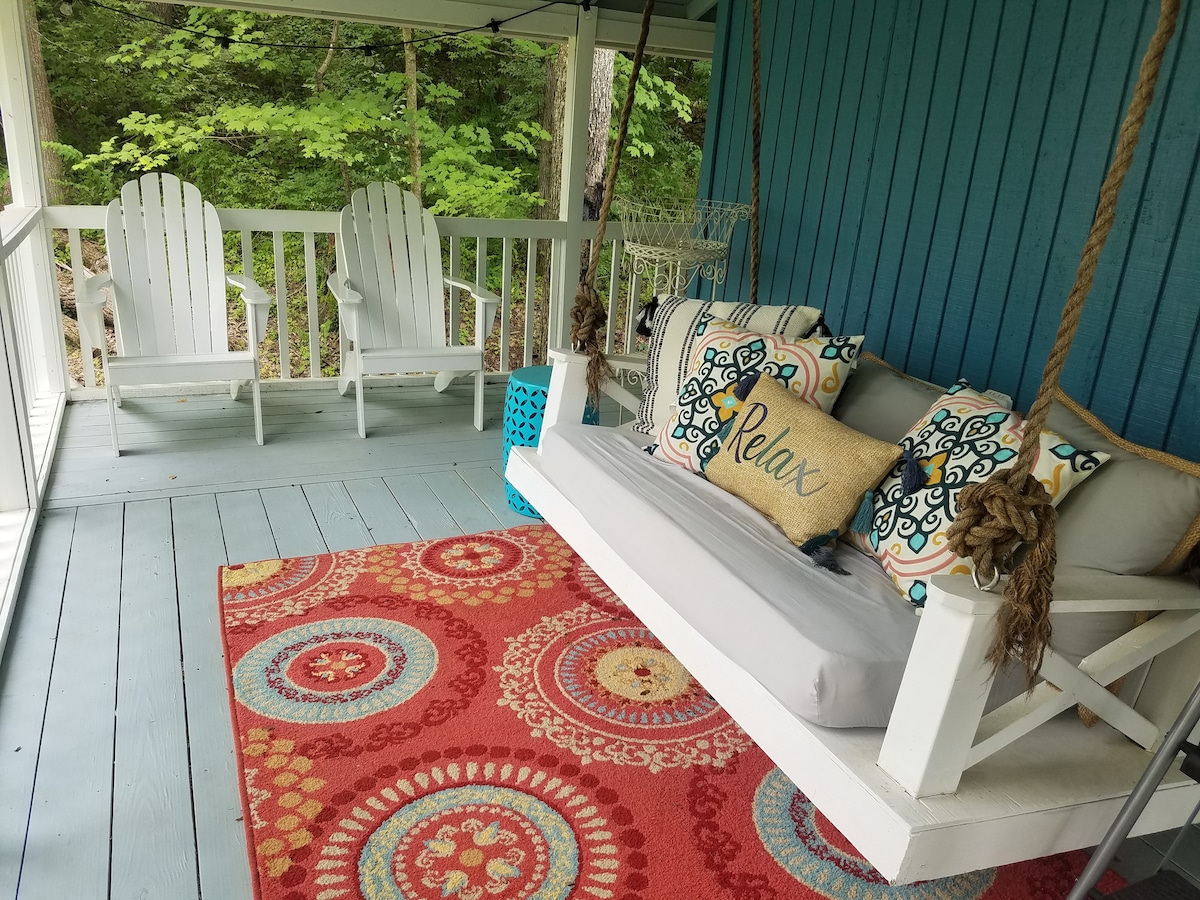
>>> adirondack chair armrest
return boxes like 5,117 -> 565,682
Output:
78,273 -> 112,353
224,273 -> 272,305
80,272 -> 112,305
225,273 -> 273,345
325,270 -> 363,305
444,276 -> 501,345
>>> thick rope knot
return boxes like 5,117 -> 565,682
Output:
947,470 -> 1054,578
570,282 -> 615,404
948,469 -> 1057,686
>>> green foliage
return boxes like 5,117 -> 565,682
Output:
36,1 -> 707,216
612,54 -> 710,204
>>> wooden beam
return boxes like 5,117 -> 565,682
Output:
163,0 -> 714,56
684,0 -> 718,20
595,7 -> 714,57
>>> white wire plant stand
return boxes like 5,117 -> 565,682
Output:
616,197 -> 751,296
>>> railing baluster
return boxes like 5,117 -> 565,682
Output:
475,236 -> 486,362
48,209 -> 593,390
500,238 -> 513,374
449,236 -> 461,347
524,238 -> 536,368
66,228 -> 97,388
273,231 -> 290,379
240,230 -> 253,281
606,238 -> 622,355
304,232 -> 319,378
8,251 -> 37,408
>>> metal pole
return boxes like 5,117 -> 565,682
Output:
1066,679 -> 1200,900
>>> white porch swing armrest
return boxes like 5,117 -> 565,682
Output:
225,272 -> 273,345
878,572 -> 1200,798
443,276 -> 501,348
540,349 -> 645,441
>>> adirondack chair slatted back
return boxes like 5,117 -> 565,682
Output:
105,173 -> 228,358
339,182 -> 448,351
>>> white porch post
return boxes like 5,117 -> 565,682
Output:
548,5 -> 596,351
0,0 -> 43,207
0,0 -> 38,515
0,0 -> 69,400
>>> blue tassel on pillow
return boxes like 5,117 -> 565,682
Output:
799,529 -> 850,575
850,490 -> 875,534
733,371 -> 761,401
900,448 -> 928,494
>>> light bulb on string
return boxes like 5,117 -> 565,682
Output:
59,0 -> 74,17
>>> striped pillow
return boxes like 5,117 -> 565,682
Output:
632,297 -> 821,435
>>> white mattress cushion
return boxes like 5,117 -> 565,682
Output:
539,422 -> 921,728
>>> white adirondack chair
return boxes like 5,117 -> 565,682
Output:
326,182 -> 500,437
78,173 -> 273,456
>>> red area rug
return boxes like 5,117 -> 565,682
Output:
219,524 -> 1122,900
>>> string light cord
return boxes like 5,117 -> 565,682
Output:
64,0 -> 599,53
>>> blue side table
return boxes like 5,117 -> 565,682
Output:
502,365 -> 598,517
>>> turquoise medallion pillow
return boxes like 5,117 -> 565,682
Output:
849,381 -> 1109,606
649,328 -> 863,474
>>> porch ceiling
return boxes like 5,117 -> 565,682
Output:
158,0 -> 717,57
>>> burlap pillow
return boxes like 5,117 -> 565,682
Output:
705,375 -> 903,547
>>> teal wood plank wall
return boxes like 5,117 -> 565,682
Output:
701,0 -> 1200,459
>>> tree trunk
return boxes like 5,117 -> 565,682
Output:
583,48 -> 616,223
146,3 -> 176,26
403,28 -> 421,202
536,44 -> 568,227
313,22 -> 353,205
580,48 -> 616,278
22,0 -> 64,204
533,44 -> 568,365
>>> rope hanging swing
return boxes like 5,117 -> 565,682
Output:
569,0 -> 656,402
947,0 -> 1181,684
570,0 -> 765,399
569,0 -> 1177,688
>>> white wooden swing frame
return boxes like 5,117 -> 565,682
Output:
505,349 -> 1200,884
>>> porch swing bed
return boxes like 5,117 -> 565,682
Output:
506,0 -> 1200,883
506,347 -> 1200,884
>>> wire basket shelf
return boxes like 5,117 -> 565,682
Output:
617,197 -> 751,294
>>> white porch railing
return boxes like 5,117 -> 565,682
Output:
42,205 -> 687,394
0,203 -> 68,651
0,205 -> 64,498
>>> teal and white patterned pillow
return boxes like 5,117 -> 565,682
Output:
849,381 -> 1109,606
648,328 -> 863,474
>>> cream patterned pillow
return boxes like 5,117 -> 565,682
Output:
649,328 -> 863,473
851,382 -> 1109,606
633,297 -> 821,435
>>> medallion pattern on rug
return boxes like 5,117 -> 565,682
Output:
219,525 -> 1123,900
